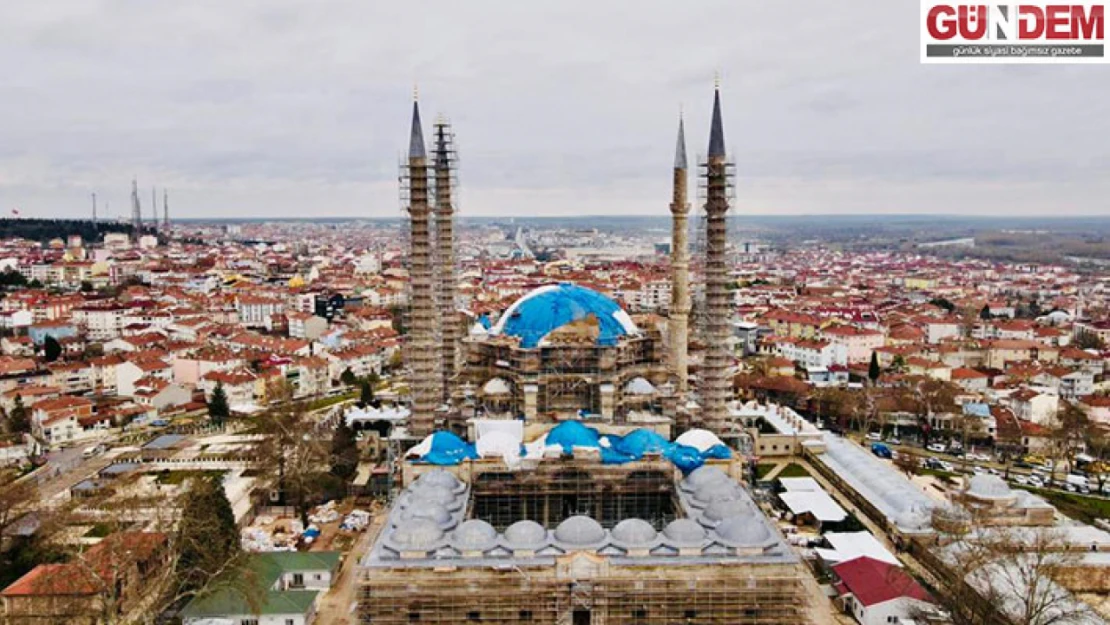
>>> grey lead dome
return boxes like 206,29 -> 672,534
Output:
611,518 -> 657,546
555,516 -> 606,545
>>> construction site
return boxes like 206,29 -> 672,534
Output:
355,85 -> 810,625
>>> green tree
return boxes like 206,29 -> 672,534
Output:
868,351 -> 881,385
359,379 -> 375,406
175,476 -> 242,596
1074,332 -> 1105,351
340,368 -> 357,387
8,395 -> 29,434
208,383 -> 230,425
42,336 -> 62,362
331,419 -> 360,481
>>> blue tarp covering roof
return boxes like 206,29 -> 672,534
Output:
409,424 -> 731,474
492,283 -> 638,349
963,403 -> 991,418
414,431 -> 479,465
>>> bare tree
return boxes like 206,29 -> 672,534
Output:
255,379 -> 332,525
935,528 -> 1101,625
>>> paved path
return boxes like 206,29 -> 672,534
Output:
314,514 -> 384,624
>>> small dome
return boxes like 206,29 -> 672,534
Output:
409,484 -> 455,505
716,517 -> 773,547
504,520 -> 547,548
693,481 -> 741,505
401,501 -> 451,526
392,518 -> 444,549
703,498 -> 753,523
968,474 -> 1011,498
663,519 -> 707,546
611,519 -> 657,546
681,466 -> 730,492
452,519 -> 498,550
554,516 -> 606,546
417,470 -> 461,491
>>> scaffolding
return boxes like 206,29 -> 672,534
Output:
468,462 -> 677,531
360,562 -> 805,624
433,117 -> 461,406
696,150 -> 735,433
401,99 -> 441,437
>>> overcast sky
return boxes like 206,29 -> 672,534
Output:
1,1 -> 1107,219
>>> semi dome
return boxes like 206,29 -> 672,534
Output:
504,520 -> 547,548
611,519 -> 658,546
716,516 -> 773,547
663,519 -> 707,546
554,516 -> 606,546
392,518 -> 444,549
490,283 -> 639,348
452,519 -> 498,550
968,474 -> 1012,499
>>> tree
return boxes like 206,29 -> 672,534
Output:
43,335 -> 62,362
1048,402 -> 1089,479
175,476 -> 241,596
1074,332 -> 1105,351
8,394 -> 29,434
208,382 -> 230,425
340,368 -> 357,387
331,419 -> 360,481
933,528 -> 1097,625
979,304 -> 992,320
359,379 -> 375,406
256,380 -> 329,526
868,351 -> 881,385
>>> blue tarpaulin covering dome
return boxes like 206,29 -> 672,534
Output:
407,424 -> 731,474
490,283 -> 639,348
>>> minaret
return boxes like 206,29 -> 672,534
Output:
91,193 -> 97,224
699,81 -> 734,432
669,114 -> 691,394
433,116 -> 459,404
163,189 -> 170,230
151,187 -> 158,232
130,178 -> 143,243
403,92 -> 440,437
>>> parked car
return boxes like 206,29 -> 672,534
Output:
1028,475 -> 1045,488
887,437 -> 902,445
972,466 -> 987,474
1013,475 -> 1030,485
927,443 -> 947,453
866,432 -> 883,441
871,443 -> 893,459
939,460 -> 955,472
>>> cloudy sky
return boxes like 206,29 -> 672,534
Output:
1,1 -> 1107,219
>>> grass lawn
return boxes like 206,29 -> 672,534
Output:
755,463 -> 777,479
777,463 -> 811,479
920,468 -> 960,481
155,470 -> 224,486
1016,486 -> 1110,525
307,392 -> 357,412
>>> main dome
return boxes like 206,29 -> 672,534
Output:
490,283 -> 639,348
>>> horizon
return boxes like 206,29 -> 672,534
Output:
2,2 -> 1108,218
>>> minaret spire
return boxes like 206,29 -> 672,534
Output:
669,112 -> 691,395
433,116 -> 459,405
403,92 -> 438,436
700,79 -> 733,433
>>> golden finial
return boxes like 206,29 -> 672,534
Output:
714,71 -> 721,89
413,83 -> 419,101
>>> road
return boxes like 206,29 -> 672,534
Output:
314,515 -> 383,624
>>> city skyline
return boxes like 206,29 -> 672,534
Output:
2,0 -> 1108,219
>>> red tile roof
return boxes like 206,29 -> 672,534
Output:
832,556 -> 931,607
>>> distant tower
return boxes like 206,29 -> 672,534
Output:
433,116 -> 459,404
402,93 -> 440,437
91,193 -> 97,224
151,186 -> 158,233
130,178 -> 143,242
699,82 -> 734,432
163,189 -> 170,230
669,114 -> 691,394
